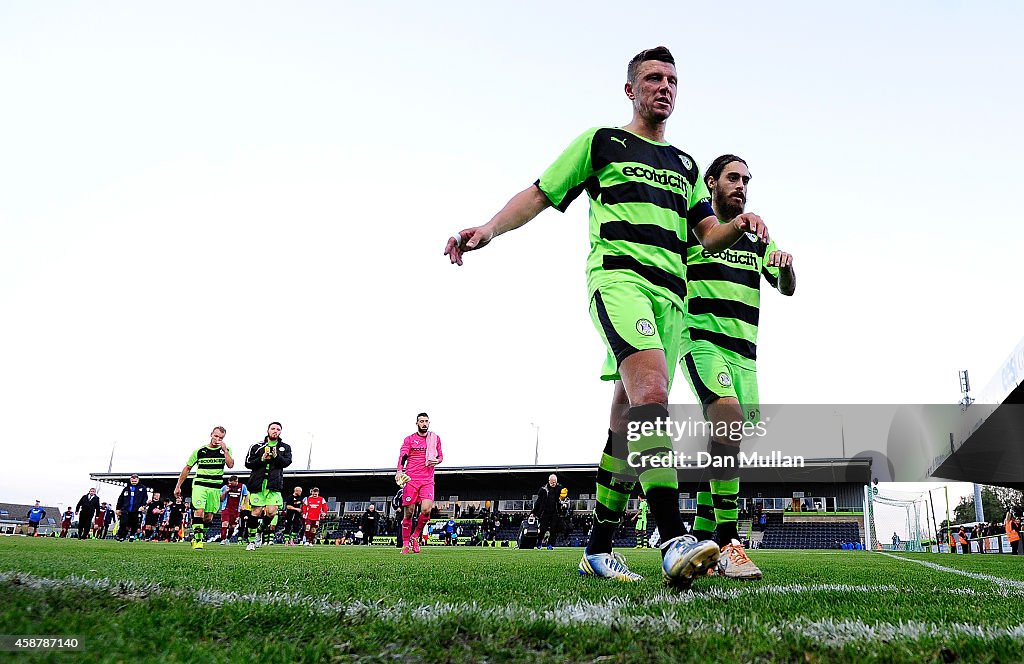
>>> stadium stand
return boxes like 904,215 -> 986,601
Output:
91,462 -> 871,547
759,520 -> 860,549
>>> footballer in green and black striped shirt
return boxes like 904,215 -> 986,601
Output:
681,154 -> 795,581
173,426 -> 234,550
445,47 -> 773,589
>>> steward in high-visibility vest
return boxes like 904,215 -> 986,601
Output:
958,527 -> 970,554
1007,513 -> 1021,555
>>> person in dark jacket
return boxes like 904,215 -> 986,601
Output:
75,488 -> 101,540
115,474 -> 149,541
531,474 -> 565,549
101,503 -> 115,539
360,504 -> 380,545
243,421 -> 293,550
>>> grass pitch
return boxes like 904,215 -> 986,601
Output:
2,538 -> 1022,663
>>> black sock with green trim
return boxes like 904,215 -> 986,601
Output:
693,490 -> 716,541
587,429 -> 637,556
627,404 -> 684,545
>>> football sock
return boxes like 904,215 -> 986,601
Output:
401,516 -> 413,544
693,491 -> 717,541
628,404 -> 684,544
707,439 -> 740,544
587,430 -> 636,556
711,478 -> 740,544
247,514 -> 260,541
414,513 -> 430,540
193,523 -> 204,543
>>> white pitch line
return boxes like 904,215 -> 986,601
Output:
4,570 -> 1024,644
786,618 -> 1024,646
878,552 -> 1024,591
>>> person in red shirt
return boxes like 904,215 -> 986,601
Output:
60,508 -> 73,538
302,487 -> 328,546
92,508 -> 106,539
219,476 -> 246,544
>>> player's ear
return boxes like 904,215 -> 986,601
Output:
624,81 -> 635,101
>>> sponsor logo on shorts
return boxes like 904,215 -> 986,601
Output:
636,319 -> 655,336
718,372 -> 732,387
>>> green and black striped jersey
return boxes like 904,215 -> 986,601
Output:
536,127 -> 714,312
682,227 -> 781,369
186,444 -> 231,489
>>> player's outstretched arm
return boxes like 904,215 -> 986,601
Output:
693,212 -> 770,254
766,250 -> 796,295
444,185 -> 551,266
173,464 -> 192,499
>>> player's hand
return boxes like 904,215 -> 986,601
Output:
766,250 -> 793,269
173,486 -> 182,499
425,460 -> 438,467
732,212 -> 769,243
444,226 -> 494,266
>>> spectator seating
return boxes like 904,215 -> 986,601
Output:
759,521 -> 860,549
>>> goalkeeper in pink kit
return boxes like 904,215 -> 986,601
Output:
396,412 -> 443,554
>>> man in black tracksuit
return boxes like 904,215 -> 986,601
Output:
243,421 -> 293,549
283,486 -> 305,545
76,488 -> 100,540
360,504 -> 380,545
531,474 -> 565,549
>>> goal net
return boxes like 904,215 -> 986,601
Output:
863,485 -> 931,552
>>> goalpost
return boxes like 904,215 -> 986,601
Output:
863,485 -> 931,552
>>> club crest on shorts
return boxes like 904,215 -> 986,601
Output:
636,319 -> 655,336
718,372 -> 732,387
678,154 -> 692,170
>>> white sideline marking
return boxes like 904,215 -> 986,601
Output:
787,618 -> 1024,645
4,570 -> 1023,643
879,552 -> 1024,591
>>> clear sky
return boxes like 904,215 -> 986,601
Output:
2,2 -> 1021,515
